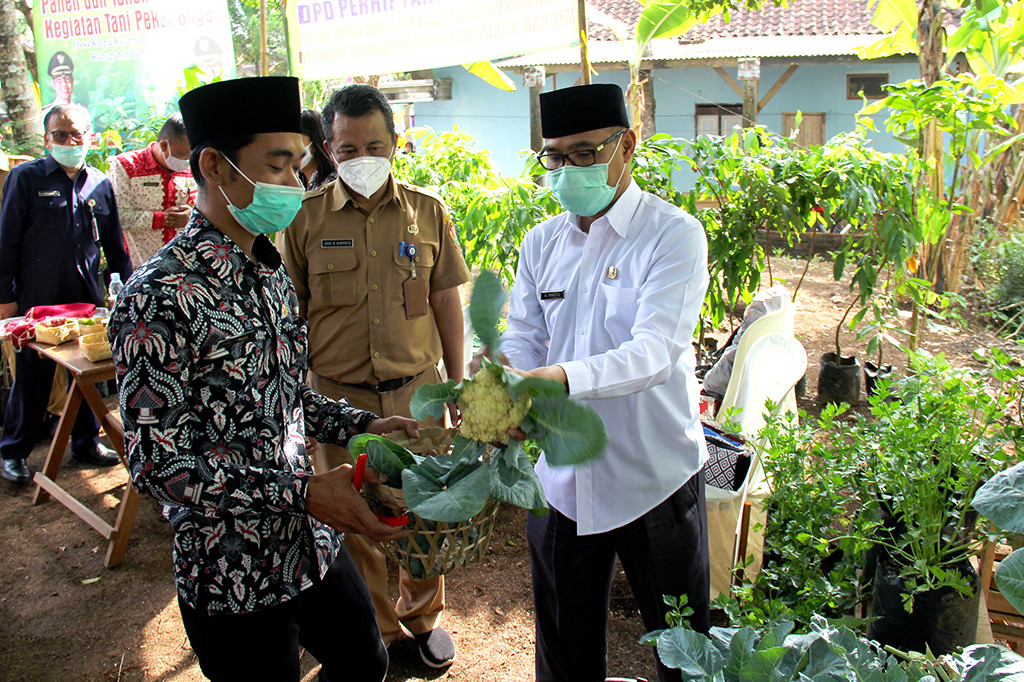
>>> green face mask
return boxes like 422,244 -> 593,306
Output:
547,136 -> 627,217
219,155 -> 304,236
50,143 -> 88,169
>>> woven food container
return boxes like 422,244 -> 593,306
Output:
78,331 -> 112,362
364,427 -> 502,580
34,319 -> 78,345
77,318 -> 108,336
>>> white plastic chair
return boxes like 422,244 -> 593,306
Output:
706,333 -> 807,601
714,303 -> 797,426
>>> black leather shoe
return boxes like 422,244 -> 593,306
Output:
2,458 -> 31,483
71,443 -> 120,467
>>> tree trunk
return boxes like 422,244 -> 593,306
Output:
639,68 -> 655,140
0,0 -> 43,154
15,0 -> 36,84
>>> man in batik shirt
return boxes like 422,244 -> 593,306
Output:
109,77 -> 415,682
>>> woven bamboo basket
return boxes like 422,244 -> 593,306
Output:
363,427 -> 502,580
78,331 -> 112,362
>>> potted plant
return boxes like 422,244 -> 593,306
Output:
847,351 -> 1022,654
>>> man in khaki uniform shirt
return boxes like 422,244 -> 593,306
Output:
281,84 -> 469,669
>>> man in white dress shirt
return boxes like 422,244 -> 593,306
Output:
502,83 -> 711,682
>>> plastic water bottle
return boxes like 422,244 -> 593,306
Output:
107,273 -> 123,305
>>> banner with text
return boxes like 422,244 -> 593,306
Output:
285,0 -> 577,80
35,0 -> 236,131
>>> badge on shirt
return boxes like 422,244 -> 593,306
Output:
407,224 -> 419,235
321,239 -> 354,248
38,190 -> 61,197
606,266 -> 619,280
541,290 -> 565,301
143,181 -> 160,187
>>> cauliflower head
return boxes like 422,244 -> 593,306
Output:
457,368 -> 531,444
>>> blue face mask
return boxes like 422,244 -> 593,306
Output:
50,143 -> 88,169
219,155 -> 304,236
547,136 -> 628,217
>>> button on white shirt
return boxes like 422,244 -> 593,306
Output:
503,180 -> 709,535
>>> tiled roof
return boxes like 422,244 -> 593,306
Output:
586,0 -> 883,43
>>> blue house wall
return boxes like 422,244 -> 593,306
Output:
414,58 -> 920,182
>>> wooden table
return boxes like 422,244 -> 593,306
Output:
29,340 -> 140,568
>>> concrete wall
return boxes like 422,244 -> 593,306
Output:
413,57 -> 920,181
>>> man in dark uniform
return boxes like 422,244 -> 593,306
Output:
0,103 -> 132,483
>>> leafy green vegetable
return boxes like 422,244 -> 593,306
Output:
488,440 -> 548,515
399,269 -> 610,522
409,379 -> 457,421
468,269 -> 506,352
402,459 -> 491,523
361,440 -> 410,487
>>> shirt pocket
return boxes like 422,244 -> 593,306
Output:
597,282 -> 639,338
31,195 -> 68,230
392,244 -> 436,304
309,248 -> 360,307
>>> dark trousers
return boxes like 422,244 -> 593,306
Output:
178,550 -> 389,682
0,348 -> 97,461
528,472 -> 710,682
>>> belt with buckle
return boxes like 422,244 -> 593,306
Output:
341,372 -> 422,394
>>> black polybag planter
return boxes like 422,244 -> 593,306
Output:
867,558 -> 980,655
818,352 -> 861,405
863,361 -> 895,397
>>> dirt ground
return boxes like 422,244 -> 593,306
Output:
0,256 -> 1020,682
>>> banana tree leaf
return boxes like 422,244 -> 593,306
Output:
410,379 -> 457,420
995,549 -> 1024,617
529,394 -> 608,466
489,441 -> 548,514
348,434 -> 418,467
363,439 -> 410,486
637,1 -> 723,45
469,269 -> 505,352
402,458 -> 491,522
973,461 -> 1024,534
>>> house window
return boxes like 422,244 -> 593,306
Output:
695,104 -> 744,137
782,112 -> 826,148
847,74 -> 888,100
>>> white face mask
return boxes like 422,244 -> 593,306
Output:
337,155 -> 391,198
299,144 -> 313,169
161,142 -> 191,173
165,155 -> 191,173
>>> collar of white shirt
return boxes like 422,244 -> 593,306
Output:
569,179 -> 641,239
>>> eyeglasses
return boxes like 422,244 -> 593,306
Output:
536,130 -> 625,171
48,130 -> 87,144
52,73 -> 74,84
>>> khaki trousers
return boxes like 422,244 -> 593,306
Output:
310,368 -> 445,643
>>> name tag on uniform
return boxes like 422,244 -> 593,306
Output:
321,239 -> 354,248
142,181 -> 160,187
541,290 -> 565,300
38,190 -> 61,197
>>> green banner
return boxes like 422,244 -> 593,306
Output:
34,0 -> 236,130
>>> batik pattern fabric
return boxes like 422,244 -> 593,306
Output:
109,211 -> 378,615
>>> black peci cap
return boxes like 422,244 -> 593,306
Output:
179,76 -> 302,149
48,51 -> 73,75
539,83 -> 630,138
